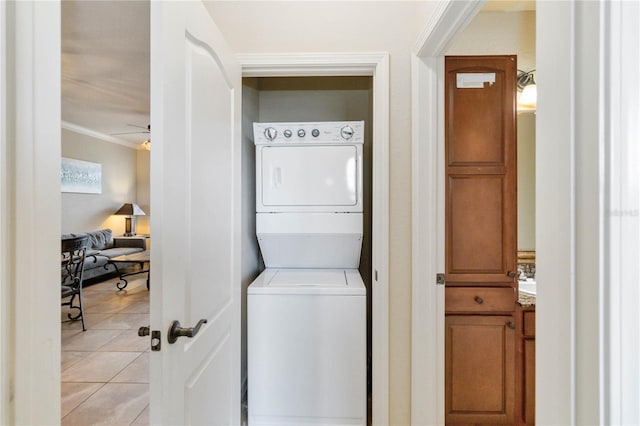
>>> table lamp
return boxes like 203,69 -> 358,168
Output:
114,203 -> 146,236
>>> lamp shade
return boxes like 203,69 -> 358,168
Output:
518,84 -> 537,110
114,203 -> 146,216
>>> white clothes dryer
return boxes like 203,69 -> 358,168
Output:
253,121 -> 364,214
248,269 -> 366,425
253,121 -> 364,269
248,121 -> 367,426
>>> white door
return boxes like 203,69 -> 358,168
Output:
150,2 -> 241,424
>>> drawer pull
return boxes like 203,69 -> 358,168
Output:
474,296 -> 484,304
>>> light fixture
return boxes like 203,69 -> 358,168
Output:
517,69 -> 537,112
142,139 -> 151,151
114,203 -> 146,236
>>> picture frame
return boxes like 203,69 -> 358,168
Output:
61,157 -> 102,194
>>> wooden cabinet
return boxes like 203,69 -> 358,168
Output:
444,55 -> 518,425
517,307 -> 536,425
445,315 -> 516,424
445,55 -> 517,288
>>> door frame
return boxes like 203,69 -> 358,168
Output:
237,52 -> 390,425
0,1 -> 62,424
410,3 -> 485,424
411,1 -> 613,425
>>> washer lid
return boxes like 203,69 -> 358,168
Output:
248,268 -> 365,295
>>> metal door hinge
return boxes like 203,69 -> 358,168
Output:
436,273 -> 445,285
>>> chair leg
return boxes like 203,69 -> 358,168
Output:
65,287 -> 87,331
77,285 -> 86,331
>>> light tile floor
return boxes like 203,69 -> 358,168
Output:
61,275 -> 149,426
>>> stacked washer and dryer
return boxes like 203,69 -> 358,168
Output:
248,121 -> 367,426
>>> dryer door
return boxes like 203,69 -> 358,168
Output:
258,145 -> 362,212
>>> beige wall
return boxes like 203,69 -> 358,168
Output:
447,11 -> 536,70
517,114 -> 535,250
61,128 -> 148,236
207,2 -> 435,422
136,149 -> 151,235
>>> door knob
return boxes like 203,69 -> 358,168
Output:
138,326 -> 150,337
167,319 -> 207,344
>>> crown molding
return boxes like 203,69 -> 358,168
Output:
61,121 -> 141,149
237,52 -> 388,77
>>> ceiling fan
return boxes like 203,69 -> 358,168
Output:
111,123 -> 150,136
111,124 -> 151,150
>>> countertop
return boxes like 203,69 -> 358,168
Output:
518,291 -> 536,307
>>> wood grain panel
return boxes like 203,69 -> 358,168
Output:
445,287 -> 515,314
524,339 -> 535,424
449,175 -> 504,273
448,70 -> 506,165
445,315 -> 515,423
523,311 -> 536,337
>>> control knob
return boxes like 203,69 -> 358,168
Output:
264,127 -> 278,141
340,125 -> 354,140
311,129 -> 320,137
283,129 -> 292,138
297,129 -> 306,137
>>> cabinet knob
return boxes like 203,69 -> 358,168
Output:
474,296 -> 484,305
507,321 -> 516,330
507,270 -> 517,278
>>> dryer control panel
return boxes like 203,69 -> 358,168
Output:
253,121 -> 364,145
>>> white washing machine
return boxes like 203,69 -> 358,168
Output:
248,122 -> 366,426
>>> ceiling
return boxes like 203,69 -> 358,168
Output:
61,1 -> 532,149
62,0 -> 149,147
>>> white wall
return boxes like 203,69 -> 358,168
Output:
207,2 -> 424,422
61,128 -> 140,235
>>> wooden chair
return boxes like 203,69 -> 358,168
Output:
61,235 -> 89,331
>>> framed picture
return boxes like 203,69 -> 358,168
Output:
61,157 -> 102,194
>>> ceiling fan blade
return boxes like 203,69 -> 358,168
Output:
127,123 -> 150,130
111,130 -> 150,136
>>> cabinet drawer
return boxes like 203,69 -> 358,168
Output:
523,311 -> 536,337
446,287 -> 515,313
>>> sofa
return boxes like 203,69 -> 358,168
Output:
61,229 -> 147,283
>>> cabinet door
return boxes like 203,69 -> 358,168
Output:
445,315 -> 516,424
445,56 -> 517,286
522,310 -> 536,425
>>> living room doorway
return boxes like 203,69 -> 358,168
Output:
60,1 -> 151,423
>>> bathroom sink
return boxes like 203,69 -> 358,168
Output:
519,279 -> 536,295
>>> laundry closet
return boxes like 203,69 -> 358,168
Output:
240,76 -> 373,424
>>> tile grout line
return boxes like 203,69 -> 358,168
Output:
62,276 -> 150,425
